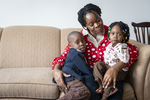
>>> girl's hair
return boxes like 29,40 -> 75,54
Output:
108,21 -> 130,43
77,3 -> 102,28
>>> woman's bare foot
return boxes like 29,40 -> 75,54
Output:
95,78 -> 103,93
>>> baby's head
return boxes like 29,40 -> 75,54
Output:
67,31 -> 86,52
108,21 -> 130,44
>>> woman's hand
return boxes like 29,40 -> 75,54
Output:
102,66 -> 119,89
102,61 -> 126,89
53,63 -> 71,90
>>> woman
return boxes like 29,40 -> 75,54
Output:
52,3 -> 138,100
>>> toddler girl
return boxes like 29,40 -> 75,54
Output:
93,21 -> 131,100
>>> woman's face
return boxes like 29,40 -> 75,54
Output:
85,11 -> 104,37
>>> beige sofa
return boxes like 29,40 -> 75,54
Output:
0,26 -> 149,100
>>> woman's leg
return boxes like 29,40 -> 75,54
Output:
83,75 -> 102,100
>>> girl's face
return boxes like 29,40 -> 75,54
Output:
85,11 -> 104,38
109,25 -> 124,44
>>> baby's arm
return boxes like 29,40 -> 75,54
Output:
118,43 -> 130,71
119,43 -> 130,63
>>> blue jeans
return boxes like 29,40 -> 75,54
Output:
83,75 -> 101,100
83,75 -> 123,100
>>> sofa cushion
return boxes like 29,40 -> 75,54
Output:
0,26 -> 60,68
123,83 -> 136,100
0,67 -> 59,99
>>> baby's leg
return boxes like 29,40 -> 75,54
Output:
101,68 -> 127,99
93,62 -> 108,94
102,82 -> 118,100
95,78 -> 103,93
58,78 -> 91,100
101,70 -> 127,100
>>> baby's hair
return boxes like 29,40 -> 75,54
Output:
78,3 -> 102,28
108,21 -> 130,43
67,31 -> 82,43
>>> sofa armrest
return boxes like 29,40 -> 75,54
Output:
128,40 -> 150,100
0,28 -> 3,68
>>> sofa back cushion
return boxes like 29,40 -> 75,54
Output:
0,26 -> 60,68
61,28 -> 82,54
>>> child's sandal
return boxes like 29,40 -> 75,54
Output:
103,88 -> 118,97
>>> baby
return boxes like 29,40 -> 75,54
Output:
93,21 -> 131,100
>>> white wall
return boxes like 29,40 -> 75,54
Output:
0,0 -> 150,40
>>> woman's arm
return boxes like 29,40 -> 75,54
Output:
53,63 -> 71,90
52,45 -> 71,90
125,43 -> 138,67
52,44 -> 70,70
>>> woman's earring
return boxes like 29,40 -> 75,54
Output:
84,27 -> 87,30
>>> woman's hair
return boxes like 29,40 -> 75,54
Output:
78,3 -> 102,28
108,21 -> 130,43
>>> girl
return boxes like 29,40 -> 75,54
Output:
93,21 -> 131,100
